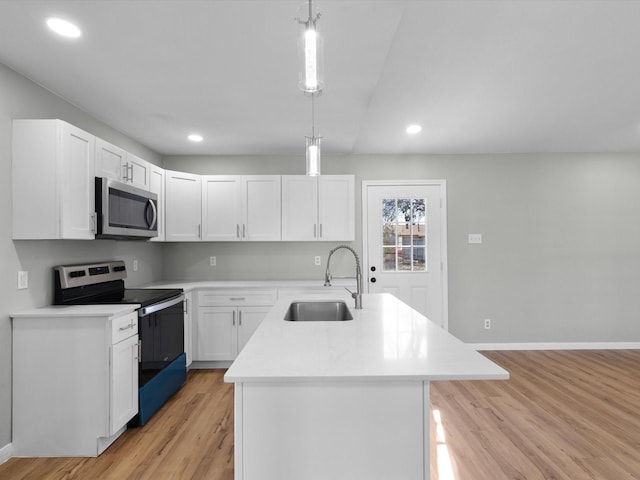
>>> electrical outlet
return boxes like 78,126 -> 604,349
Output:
133,259 -> 139,272
17,271 -> 28,290
210,256 -> 217,266
468,234 -> 483,244
484,318 -> 491,329
314,256 -> 321,266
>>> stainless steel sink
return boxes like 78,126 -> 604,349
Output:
284,301 -> 354,322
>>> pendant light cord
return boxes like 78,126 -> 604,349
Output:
311,93 -> 315,138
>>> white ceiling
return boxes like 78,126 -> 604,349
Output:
1,0 -> 640,156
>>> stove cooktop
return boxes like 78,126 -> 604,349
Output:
64,288 -> 183,308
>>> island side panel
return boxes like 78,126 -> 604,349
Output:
236,380 -> 429,480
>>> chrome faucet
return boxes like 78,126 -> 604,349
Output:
324,245 -> 363,309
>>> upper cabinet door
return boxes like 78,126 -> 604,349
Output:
95,138 -> 126,182
202,176 -> 242,241
59,122 -> 96,240
125,152 -> 150,190
165,170 -> 202,241
318,175 -> 355,241
242,176 -> 281,241
281,175 -> 319,241
148,165 -> 165,242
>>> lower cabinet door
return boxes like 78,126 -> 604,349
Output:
196,306 -> 238,361
110,334 -> 139,435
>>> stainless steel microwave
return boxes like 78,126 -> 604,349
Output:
95,177 -> 158,240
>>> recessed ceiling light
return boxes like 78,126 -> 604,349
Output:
46,17 -> 82,38
406,124 -> 422,135
188,134 -> 203,142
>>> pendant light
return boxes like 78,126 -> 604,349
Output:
297,0 -> 323,176
298,0 -> 324,94
305,94 -> 321,176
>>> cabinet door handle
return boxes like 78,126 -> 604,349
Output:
232,310 -> 236,326
314,224 -> 317,238
197,224 -> 201,238
119,323 -> 135,331
229,297 -> 246,301
239,310 -> 242,326
128,164 -> 134,183
319,224 -> 323,238
236,224 -> 240,238
242,224 -> 246,238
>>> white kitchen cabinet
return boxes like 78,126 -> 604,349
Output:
95,138 -> 150,190
124,152 -> 151,190
281,175 -> 354,241
201,175 -> 281,241
110,333 -> 139,435
184,291 -> 194,366
194,289 -> 276,361
148,165 -> 166,242
11,307 -> 139,457
165,170 -> 202,241
95,138 -> 127,183
12,119 -> 96,240
201,176 -> 242,241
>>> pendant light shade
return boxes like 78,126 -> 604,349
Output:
299,20 -> 324,94
298,0 -> 324,94
306,136 -> 321,176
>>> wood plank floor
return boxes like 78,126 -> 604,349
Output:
2,350 -> 640,479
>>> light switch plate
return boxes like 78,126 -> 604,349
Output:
17,271 -> 28,290
468,233 -> 483,244
314,256 -> 321,266
210,256 -> 217,266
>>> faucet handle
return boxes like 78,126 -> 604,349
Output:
345,287 -> 355,298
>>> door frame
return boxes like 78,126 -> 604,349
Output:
361,180 -> 449,330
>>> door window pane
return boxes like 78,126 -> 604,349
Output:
380,197 -> 428,272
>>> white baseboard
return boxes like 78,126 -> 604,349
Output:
468,342 -> 640,351
0,443 -> 13,465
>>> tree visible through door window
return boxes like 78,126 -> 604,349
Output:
382,198 -> 426,271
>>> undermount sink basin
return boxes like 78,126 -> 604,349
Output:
284,301 -> 354,322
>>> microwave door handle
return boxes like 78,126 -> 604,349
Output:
146,199 -> 158,230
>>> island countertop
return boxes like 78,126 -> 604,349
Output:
224,292 -> 508,383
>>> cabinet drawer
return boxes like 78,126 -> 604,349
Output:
198,289 -> 277,307
111,312 -> 138,344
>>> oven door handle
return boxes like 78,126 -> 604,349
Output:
139,294 -> 185,317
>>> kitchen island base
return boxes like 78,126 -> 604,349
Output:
234,380 -> 430,480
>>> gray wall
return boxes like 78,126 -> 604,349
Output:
3,57 -> 640,455
164,153 -> 640,345
0,64 -> 164,450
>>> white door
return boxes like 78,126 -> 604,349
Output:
202,176 -> 242,241
364,181 -> 448,328
110,334 -> 139,435
242,176 -> 281,241
165,170 -> 202,241
60,122 -> 96,239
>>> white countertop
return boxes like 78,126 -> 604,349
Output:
224,292 -> 509,383
11,304 -> 139,318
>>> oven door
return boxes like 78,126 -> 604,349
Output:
95,177 -> 158,239
138,294 -> 185,387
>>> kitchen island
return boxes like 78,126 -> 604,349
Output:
224,292 -> 508,480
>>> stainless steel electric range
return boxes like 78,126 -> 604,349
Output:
54,260 -> 186,426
